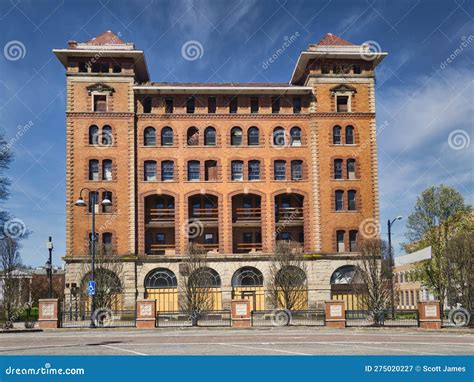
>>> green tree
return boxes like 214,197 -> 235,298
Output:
404,185 -> 472,310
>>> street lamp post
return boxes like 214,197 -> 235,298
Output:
74,187 -> 112,328
387,215 -> 403,317
46,237 -> 54,298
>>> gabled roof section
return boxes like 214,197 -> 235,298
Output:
312,33 -> 354,47
85,31 -> 125,45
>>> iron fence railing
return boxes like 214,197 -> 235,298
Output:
346,309 -> 419,327
60,309 -> 136,328
251,309 -> 325,327
156,310 -> 231,327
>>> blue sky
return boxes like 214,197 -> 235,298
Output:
0,0 -> 472,267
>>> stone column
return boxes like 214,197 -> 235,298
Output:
38,299 -> 60,329
418,300 -> 441,329
136,299 -> 156,329
325,300 -> 345,328
231,299 -> 251,328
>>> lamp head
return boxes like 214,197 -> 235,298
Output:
101,198 -> 112,207
75,197 -> 86,207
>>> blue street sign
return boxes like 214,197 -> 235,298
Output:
87,280 -> 96,296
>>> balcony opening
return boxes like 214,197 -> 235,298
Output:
145,194 -> 176,256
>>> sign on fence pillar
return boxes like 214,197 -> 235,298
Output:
136,300 -> 156,329
418,300 -> 441,329
325,300 -> 345,328
38,299 -> 59,329
231,300 -> 251,328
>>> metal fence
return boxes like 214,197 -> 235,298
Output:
346,309 -> 419,327
251,310 -> 325,327
60,308 -> 136,328
156,310 -> 232,327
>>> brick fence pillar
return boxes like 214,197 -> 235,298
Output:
418,300 -> 442,329
136,299 -> 156,329
38,299 -> 60,329
325,300 -> 345,328
231,299 -> 251,328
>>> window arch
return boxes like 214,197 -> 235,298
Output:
89,159 -> 99,180
230,127 -> 243,146
345,125 -> 354,144
188,267 -> 221,287
89,125 -> 99,145
204,127 -> 216,146
333,125 -> 342,145
145,268 -> 177,288
247,127 -> 259,146
102,125 -> 112,146
187,127 -> 199,146
232,267 -> 263,287
144,127 -> 156,146
161,127 -> 173,146
273,127 -> 285,146
290,127 -> 302,146
330,265 -> 359,284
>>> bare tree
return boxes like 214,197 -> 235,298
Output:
268,241 -> 308,311
0,237 -> 22,323
80,244 -> 124,310
179,243 -> 215,324
355,239 -> 393,325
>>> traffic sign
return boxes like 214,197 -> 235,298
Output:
87,280 -> 96,296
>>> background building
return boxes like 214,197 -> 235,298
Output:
53,31 -> 386,311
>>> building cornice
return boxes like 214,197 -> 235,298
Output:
135,112 -> 374,120
66,112 -> 134,118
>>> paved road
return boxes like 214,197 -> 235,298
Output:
0,327 -> 472,355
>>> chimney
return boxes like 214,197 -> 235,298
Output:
68,40 -> 78,49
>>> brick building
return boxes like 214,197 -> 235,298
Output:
53,31 -> 387,311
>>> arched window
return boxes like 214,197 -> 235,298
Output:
161,127 -> 173,146
145,268 -> 177,288
204,127 -> 216,146
345,125 -> 354,144
161,160 -> 174,181
333,125 -> 342,145
231,160 -> 244,181
331,265 -> 360,284
187,127 -> 199,146
348,190 -> 357,210
232,267 -> 263,287
334,159 -> 343,179
89,125 -> 99,145
247,127 -> 259,146
102,159 -> 113,181
347,159 -> 356,179
290,127 -> 302,146
187,160 -> 200,181
273,127 -> 285,146
274,160 -> 286,180
144,127 -> 156,146
101,125 -> 112,146
248,160 -> 260,180
231,127 -> 243,146
291,160 -> 303,180
144,160 -> 157,181
335,190 -> 344,211
89,159 -> 99,180
189,267 -> 221,288
275,266 -> 307,287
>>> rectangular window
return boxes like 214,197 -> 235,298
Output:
291,160 -> 303,180
334,160 -> 343,179
100,63 -> 109,73
93,95 -> 107,112
165,98 -> 174,113
188,161 -> 200,181
293,97 -> 301,114
349,230 -> 358,252
229,97 -> 238,113
113,64 -> 121,73
102,160 -> 113,181
250,97 -> 259,113
231,161 -> 243,181
89,160 -> 99,181
156,233 -> 165,245
248,161 -> 260,181
337,231 -> 345,252
274,161 -> 286,180
186,97 -> 195,113
204,233 -> 214,244
353,65 -> 362,74
336,96 -> 349,112
161,161 -> 174,181
348,191 -> 356,211
88,191 -> 99,213
271,97 -> 280,114
335,191 -> 344,211
208,97 -> 216,113
102,191 -> 113,213
243,232 -> 253,243
79,62 -> 88,73
91,63 -> 100,73
144,161 -> 156,181
103,232 -> 113,254
143,97 -> 152,113
321,65 -> 329,74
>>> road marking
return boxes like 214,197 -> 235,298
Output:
219,343 -> 310,355
100,344 -> 147,356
